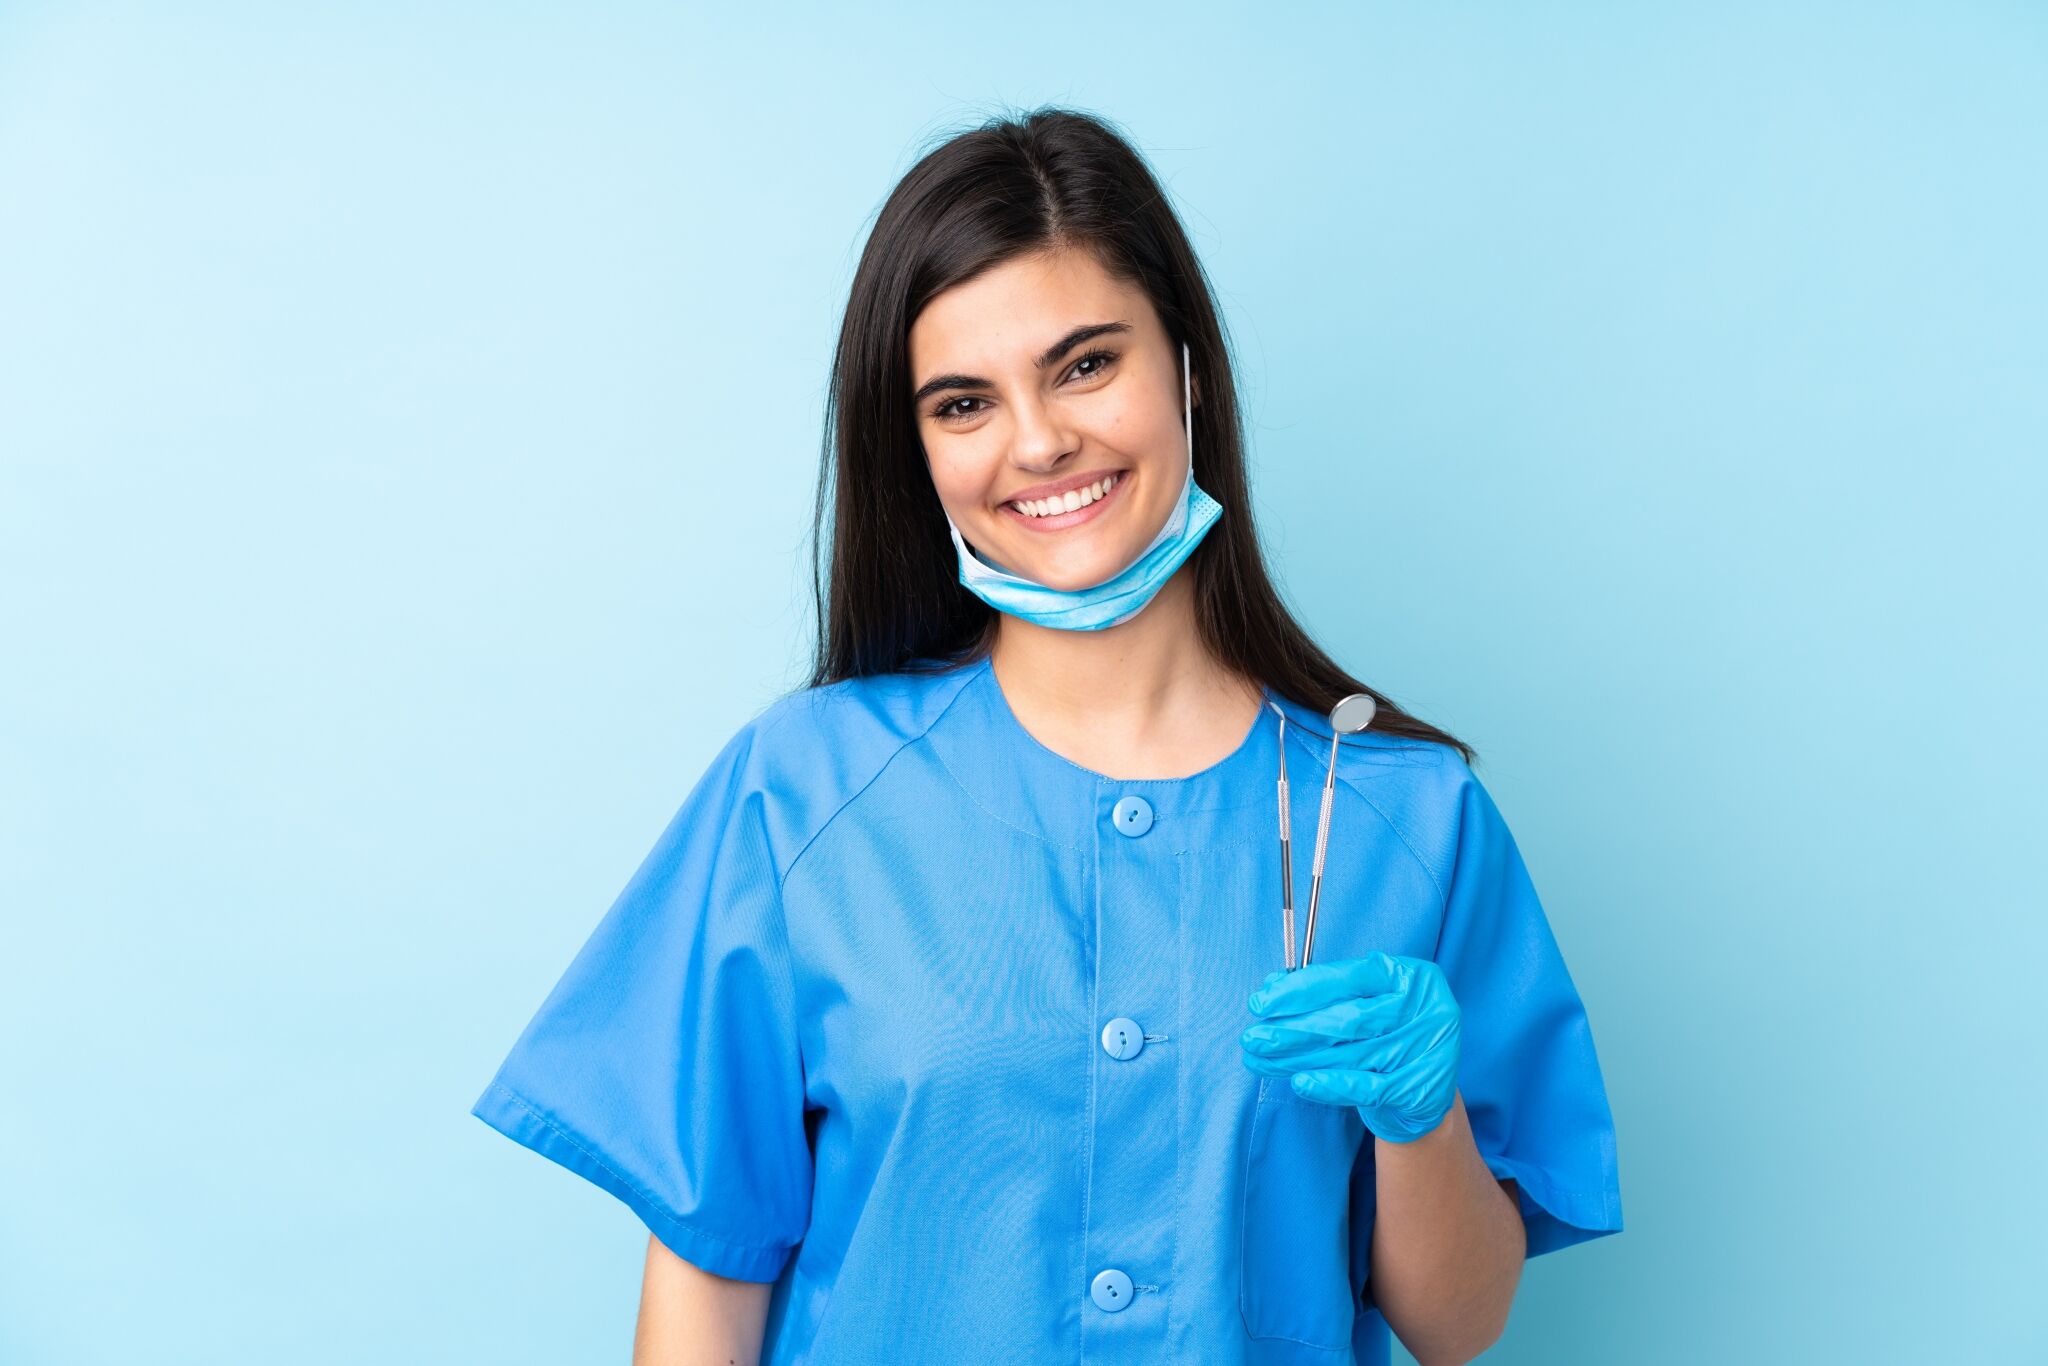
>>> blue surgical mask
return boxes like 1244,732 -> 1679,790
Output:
943,339 -> 1224,632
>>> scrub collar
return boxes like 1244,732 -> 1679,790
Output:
924,655 -> 1332,855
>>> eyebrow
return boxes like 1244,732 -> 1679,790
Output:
911,320 -> 1134,408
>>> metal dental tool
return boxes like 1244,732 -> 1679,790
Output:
1280,692 -> 1378,970
1267,699 -> 1297,970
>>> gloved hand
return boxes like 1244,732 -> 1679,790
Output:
1240,950 -> 1461,1144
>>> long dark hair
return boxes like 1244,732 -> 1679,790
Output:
801,104 -> 1473,767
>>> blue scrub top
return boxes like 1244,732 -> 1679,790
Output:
472,652 -> 1623,1364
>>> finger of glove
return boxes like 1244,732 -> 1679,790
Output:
1256,1007 -> 1454,1082
1247,951 -> 1405,1018
1363,1003 -> 1460,1074
1294,1058 -> 1454,1143
1290,1066 -> 1390,1111
1242,1032 -> 1387,1076
1372,1055 -> 1460,1142
1241,993 -> 1408,1056
1246,1009 -> 1432,1074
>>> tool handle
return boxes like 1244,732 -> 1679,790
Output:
1276,777 -> 1294,906
1311,786 -> 1334,876
1279,778 -> 1296,967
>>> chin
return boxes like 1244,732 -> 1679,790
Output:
1015,548 -> 1138,591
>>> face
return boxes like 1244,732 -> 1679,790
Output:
909,247 -> 1194,591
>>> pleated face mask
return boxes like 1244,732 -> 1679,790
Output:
942,339 -> 1224,632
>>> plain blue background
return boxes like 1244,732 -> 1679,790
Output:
2,3 -> 2042,1362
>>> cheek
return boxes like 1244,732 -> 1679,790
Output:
925,444 -> 998,514
1092,393 -> 1175,457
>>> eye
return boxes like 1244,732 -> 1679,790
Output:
932,394 -> 989,423
1066,348 -> 1119,382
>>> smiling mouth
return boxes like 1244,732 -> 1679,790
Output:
1000,471 -> 1126,530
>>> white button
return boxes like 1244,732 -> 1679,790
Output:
1101,1017 -> 1144,1060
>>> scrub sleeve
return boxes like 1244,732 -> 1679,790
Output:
1431,766 -> 1623,1255
469,724 -> 813,1282
1344,759 -> 1624,1327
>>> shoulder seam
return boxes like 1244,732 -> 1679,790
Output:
773,670 -> 982,893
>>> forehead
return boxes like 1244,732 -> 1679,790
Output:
908,248 -> 1151,374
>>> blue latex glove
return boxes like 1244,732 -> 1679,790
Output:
1240,950 -> 1462,1144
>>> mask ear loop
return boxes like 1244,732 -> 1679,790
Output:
1182,339 -> 1193,473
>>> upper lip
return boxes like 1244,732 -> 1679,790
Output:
1001,468 -> 1125,507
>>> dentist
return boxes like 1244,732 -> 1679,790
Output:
471,105 -> 1623,1366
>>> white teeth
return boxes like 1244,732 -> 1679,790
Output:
1012,472 -> 1118,518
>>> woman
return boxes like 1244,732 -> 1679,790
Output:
472,106 -> 1624,1366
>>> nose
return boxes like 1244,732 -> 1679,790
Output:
1005,389 -> 1080,473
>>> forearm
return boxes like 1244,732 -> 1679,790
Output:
1368,1089 -> 1526,1366
632,1234 -> 772,1366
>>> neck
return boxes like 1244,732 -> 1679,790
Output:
987,565 -> 1263,779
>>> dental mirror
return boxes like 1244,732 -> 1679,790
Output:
1329,693 -> 1377,735
1298,692 -> 1378,968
